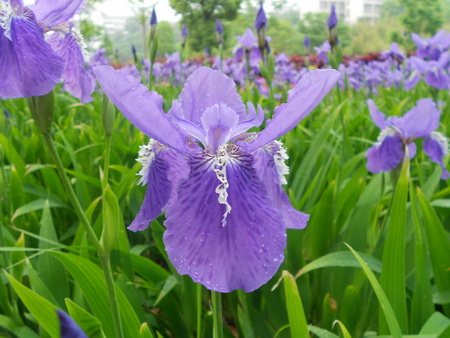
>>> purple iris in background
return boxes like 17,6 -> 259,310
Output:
94,65 -> 339,292
0,0 -> 95,102
366,99 -> 449,179
216,19 -> 223,45
304,35 -> 310,48
57,310 -> 87,338
327,4 -> 338,29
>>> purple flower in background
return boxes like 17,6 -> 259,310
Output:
0,0 -> 95,102
150,6 -> 157,26
327,4 -> 338,29
215,19 -> 223,35
254,2 -> 267,31
94,65 -> 339,292
315,40 -> 331,65
57,310 -> 87,338
412,30 -> 450,61
238,28 -> 257,49
304,35 -> 310,48
182,23 -> 188,37
366,99 -> 449,179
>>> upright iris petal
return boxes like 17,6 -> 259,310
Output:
94,65 -> 339,292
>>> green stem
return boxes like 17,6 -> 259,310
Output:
42,132 -> 123,338
42,133 -> 101,252
219,44 -> 223,71
149,60 -> 154,91
103,135 -> 112,189
196,283 -> 202,338
99,255 -> 124,338
211,291 -> 223,338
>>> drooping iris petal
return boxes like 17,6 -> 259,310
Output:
0,11 -> 64,98
367,99 -> 387,129
423,132 -> 449,180
395,98 -> 440,138
31,0 -> 85,27
252,142 -> 309,229
179,67 -> 246,126
424,70 -> 450,90
408,142 -> 417,159
164,150 -> 286,292
47,31 -> 94,103
247,69 -> 340,151
366,135 -> 404,174
128,144 -> 173,232
57,310 -> 87,338
94,65 -> 187,153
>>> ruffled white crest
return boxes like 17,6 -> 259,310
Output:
213,145 -> 232,226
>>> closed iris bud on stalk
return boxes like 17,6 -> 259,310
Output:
327,4 -> 338,49
181,23 -> 188,49
216,19 -> 223,45
150,6 -> 157,40
254,2 -> 267,52
27,91 -> 55,135
102,94 -> 115,136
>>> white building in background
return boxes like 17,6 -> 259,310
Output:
299,0 -> 383,24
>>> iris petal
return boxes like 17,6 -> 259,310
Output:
94,66 -> 187,153
179,67 -> 246,126
395,98 -> 440,138
47,30 -> 94,103
252,141 -> 309,229
0,12 -> 64,98
31,0 -> 85,27
423,132 -> 449,180
164,149 -> 286,292
366,135 -> 404,174
247,69 -> 340,151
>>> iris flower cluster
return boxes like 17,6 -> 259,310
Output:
94,65 -> 340,292
0,0 -> 94,102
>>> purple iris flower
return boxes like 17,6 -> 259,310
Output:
57,310 -> 87,338
0,0 -> 95,102
366,99 -> 449,179
406,53 -> 450,90
150,6 -> 157,26
94,65 -> 340,292
327,4 -> 338,29
304,35 -> 310,48
315,41 -> 331,65
254,2 -> 267,31
215,19 -> 223,35
182,22 -> 188,38
412,30 -> 450,61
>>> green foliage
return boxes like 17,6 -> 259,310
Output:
168,0 -> 243,52
400,0 -> 444,35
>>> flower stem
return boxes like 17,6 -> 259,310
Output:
42,131 -> 124,338
211,291 -> 223,338
196,283 -> 202,338
103,135 -> 112,189
99,254 -> 124,338
42,132 -> 101,252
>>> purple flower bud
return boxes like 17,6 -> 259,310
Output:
254,2 -> 267,31
304,35 -> 310,48
215,19 -> 223,35
57,310 -> 87,338
327,4 -> 338,29
150,7 -> 157,26
182,23 -> 188,38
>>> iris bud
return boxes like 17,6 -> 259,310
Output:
27,91 -> 54,135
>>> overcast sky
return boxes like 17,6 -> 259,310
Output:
94,0 -> 300,23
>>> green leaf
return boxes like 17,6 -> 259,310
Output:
0,314 -> 40,338
345,243 -> 402,338
296,251 -> 382,277
11,233 -> 25,282
416,187 -> 450,316
100,188 -> 120,256
65,298 -> 105,338
12,199 -> 69,221
332,320 -> 351,338
309,326 -> 339,338
4,271 -> 58,337
38,201 -> 69,308
281,271 -> 309,338
50,252 -> 140,338
154,275 -> 178,306
419,312 -> 450,336
379,155 -> 409,333
139,322 -> 155,338
410,183 -> 434,333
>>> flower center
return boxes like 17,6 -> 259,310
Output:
136,140 -> 165,186
213,145 -> 232,227
0,1 -> 13,40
